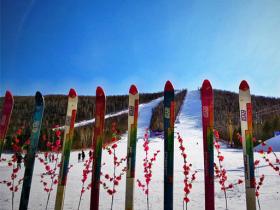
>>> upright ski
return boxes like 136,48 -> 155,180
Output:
163,80 -> 175,210
90,87 -> 106,210
55,89 -> 78,210
201,79 -> 214,210
19,92 -> 45,210
239,80 -> 256,210
0,91 -> 14,158
125,85 -> 139,210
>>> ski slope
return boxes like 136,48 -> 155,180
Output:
255,135 -> 280,152
0,91 -> 279,210
55,96 -> 164,130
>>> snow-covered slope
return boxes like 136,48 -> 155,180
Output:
137,96 -> 163,138
255,135 -> 280,152
56,96 -> 163,130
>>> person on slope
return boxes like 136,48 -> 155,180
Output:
81,150 -> 85,161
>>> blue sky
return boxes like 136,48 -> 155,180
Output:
1,0 -> 280,97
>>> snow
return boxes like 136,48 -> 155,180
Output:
56,96 -> 163,130
137,96 -> 163,138
255,135 -> 280,152
1,90 -> 279,210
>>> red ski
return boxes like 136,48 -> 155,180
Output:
201,80 -> 214,210
90,87 -> 106,210
0,91 -> 14,158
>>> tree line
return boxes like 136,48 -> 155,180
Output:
1,89 -> 279,150
214,89 -> 280,146
0,92 -> 163,150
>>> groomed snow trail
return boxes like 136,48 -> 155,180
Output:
56,96 -> 164,130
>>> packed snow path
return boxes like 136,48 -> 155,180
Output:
56,96 -> 164,129
1,91 -> 279,210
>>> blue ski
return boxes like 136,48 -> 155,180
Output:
164,81 -> 175,210
19,92 -> 45,210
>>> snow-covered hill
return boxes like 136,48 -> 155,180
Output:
255,135 -> 280,152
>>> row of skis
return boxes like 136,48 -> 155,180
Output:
0,79 -> 257,210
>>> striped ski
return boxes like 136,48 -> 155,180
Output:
239,80 -> 256,210
90,87 -> 106,210
163,80 -> 175,210
55,89 -> 78,210
0,91 -> 14,158
19,92 -> 45,210
201,79 -> 214,210
125,84 -> 139,210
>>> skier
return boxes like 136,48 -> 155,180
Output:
78,153 -> 81,162
81,150 -> 85,161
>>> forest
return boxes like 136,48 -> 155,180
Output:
214,89 -> 280,146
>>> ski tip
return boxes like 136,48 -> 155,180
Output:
69,88 -> 77,98
164,80 -> 174,91
96,86 -> 105,97
129,84 -> 138,95
239,80 -> 249,91
201,79 -> 212,91
35,91 -> 44,105
5,90 -> 13,100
